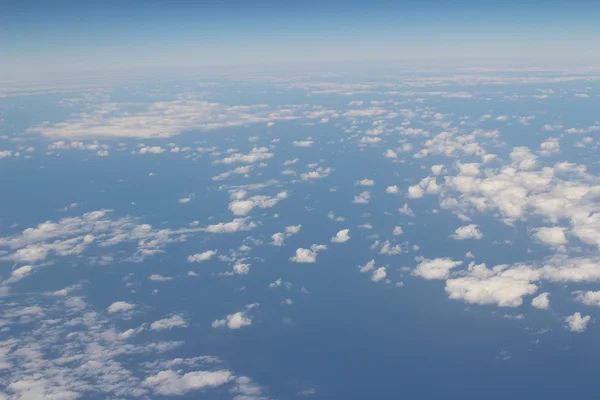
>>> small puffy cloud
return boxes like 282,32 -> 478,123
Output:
386,185 -> 399,194
359,259 -> 376,273
457,162 -> 481,176
151,314 -> 188,331
271,232 -> 286,247
203,218 -> 257,233
290,244 -> 327,263
384,149 -> 398,158
357,179 -> 375,186
139,146 -> 165,154
398,203 -> 415,217
565,312 -> 591,332
352,191 -> 371,204
407,184 -> 424,199
293,139 -> 313,147
331,229 -> 351,243
107,301 -> 135,313
510,147 -> 538,170
300,167 -> 333,180
187,250 -> 217,263
371,267 -> 387,282
574,291 -> 600,307
392,226 -> 403,235
212,311 -> 252,329
539,137 -> 560,156
535,227 -> 567,246
218,147 -> 273,164
233,263 -> 250,275
413,258 -> 463,280
431,164 -> 446,175
531,292 -> 550,309
142,369 -> 233,396
451,224 -> 483,240
271,225 -> 301,246
286,225 -> 301,234
228,191 -> 288,216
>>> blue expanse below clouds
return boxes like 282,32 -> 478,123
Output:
1,68 -> 600,399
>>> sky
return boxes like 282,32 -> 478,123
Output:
1,2 -> 600,400
2,0 -> 600,82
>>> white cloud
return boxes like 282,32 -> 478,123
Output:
29,99 -> 334,139
188,250 -> 217,263
412,258 -> 463,280
539,138 -> 560,156
371,267 -> 387,282
142,369 -> 233,396
392,226 -> 403,235
531,292 -> 550,309
384,149 -> 398,158
293,139 -> 313,147
151,314 -> 188,331
286,225 -> 301,234
149,274 -> 173,282
431,165 -> 446,176
300,167 -> 333,180
352,191 -> 371,204
535,227 -> 567,246
233,263 -> 251,275
386,185 -> 399,194
107,301 -> 135,313
228,191 -> 288,216
218,147 -> 274,165
451,224 -> 483,240
573,291 -> 600,307
212,311 -> 252,329
565,312 -> 591,332
139,146 -> 165,154
359,259 -> 376,273
398,203 -> 415,217
331,229 -> 351,243
445,275 -> 538,307
357,179 -> 375,186
290,244 -> 327,263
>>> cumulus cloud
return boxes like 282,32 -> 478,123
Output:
188,250 -> 217,263
412,258 -> 463,280
142,370 -> 233,396
392,226 -> 404,235
535,227 -> 567,247
271,224 -> 301,246
352,191 -> 371,204
565,312 -> 591,332
573,290 -> 600,307
293,139 -> 313,147
107,301 -> 135,313
290,244 -> 327,263
300,167 -> 333,180
357,179 -> 375,186
228,191 -> 288,216
386,185 -> 399,194
331,229 -> 351,243
371,267 -> 387,282
451,224 -> 483,240
531,292 -> 550,309
212,311 -> 252,329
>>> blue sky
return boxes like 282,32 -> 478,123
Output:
2,0 -> 600,82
